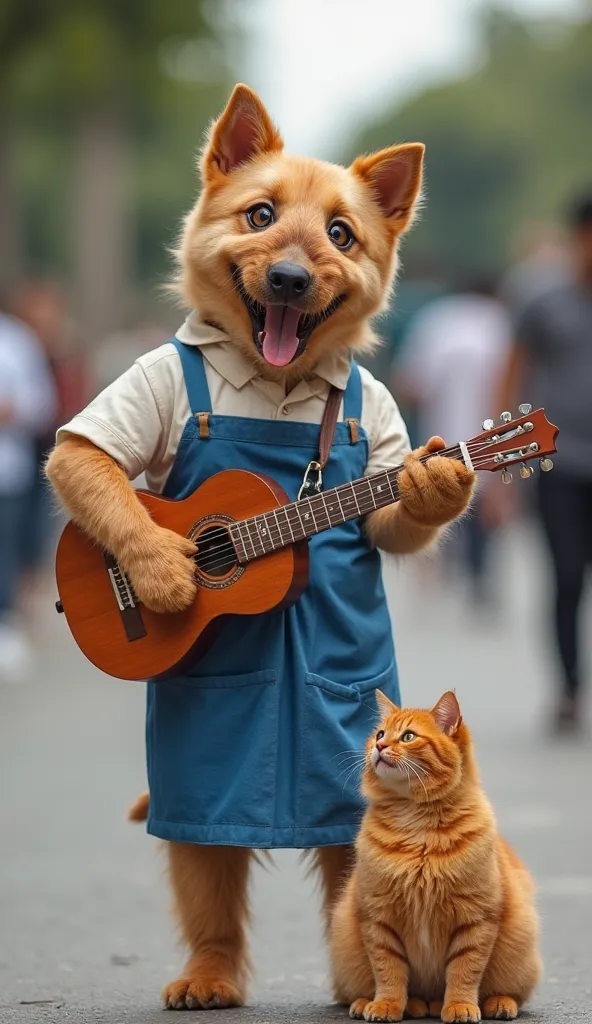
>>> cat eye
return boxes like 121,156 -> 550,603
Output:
376,730 -> 385,741
400,731 -> 416,743
246,203 -> 274,230
328,220 -> 355,250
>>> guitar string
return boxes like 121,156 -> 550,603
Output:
192,443 -> 532,575
187,430 -> 525,569
190,435 -> 508,569
191,445 -> 528,576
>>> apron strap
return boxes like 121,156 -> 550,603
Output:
170,338 -> 213,415
343,360 -> 363,421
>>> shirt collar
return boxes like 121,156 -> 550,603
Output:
176,311 -> 352,393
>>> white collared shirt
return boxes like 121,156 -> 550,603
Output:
57,314 -> 410,493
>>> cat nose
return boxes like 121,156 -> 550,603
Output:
267,261 -> 311,303
376,739 -> 388,752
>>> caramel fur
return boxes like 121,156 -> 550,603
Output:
330,691 -> 541,1022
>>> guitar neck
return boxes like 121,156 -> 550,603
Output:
230,443 -> 466,563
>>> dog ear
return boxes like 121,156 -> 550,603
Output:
202,84 -> 283,184
351,143 -> 424,232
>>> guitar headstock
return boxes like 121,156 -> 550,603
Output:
467,406 -> 558,482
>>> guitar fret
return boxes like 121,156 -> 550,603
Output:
238,521 -> 257,560
286,505 -> 305,541
230,523 -> 247,563
309,493 -> 331,531
246,518 -> 266,557
278,505 -> 296,544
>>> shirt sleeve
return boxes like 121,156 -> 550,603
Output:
56,359 -> 167,480
363,375 -> 411,476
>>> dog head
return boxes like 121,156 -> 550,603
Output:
176,84 -> 424,382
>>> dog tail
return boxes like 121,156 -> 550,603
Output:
128,791 -> 150,822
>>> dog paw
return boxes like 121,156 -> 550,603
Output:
481,996 -> 518,1020
442,1001 -> 481,1023
398,437 -> 475,530
350,998 -> 370,1019
122,527 -> 197,613
407,996 -> 429,1018
429,1000 -> 444,1018
363,999 -> 405,1022
162,976 -> 244,1010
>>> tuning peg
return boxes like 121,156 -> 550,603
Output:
482,418 -> 495,430
520,462 -> 534,479
518,403 -> 532,415
540,458 -> 554,472
500,411 -> 512,424
501,469 -> 513,484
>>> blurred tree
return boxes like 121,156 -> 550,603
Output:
2,1 -> 236,339
346,8 -> 592,275
0,2 -> 51,294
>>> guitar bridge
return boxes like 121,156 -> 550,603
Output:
104,553 -> 146,642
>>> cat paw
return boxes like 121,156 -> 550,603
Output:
363,999 -> 405,1022
481,996 -> 518,1020
407,996 -> 429,1018
350,999 -> 370,1019
442,1002 -> 481,1023
429,1000 -> 444,1018
162,976 -> 244,1010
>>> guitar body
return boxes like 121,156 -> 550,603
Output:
55,470 -> 309,681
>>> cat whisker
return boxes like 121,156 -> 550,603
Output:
401,757 -> 430,802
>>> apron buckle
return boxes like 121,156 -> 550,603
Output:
298,460 -> 323,501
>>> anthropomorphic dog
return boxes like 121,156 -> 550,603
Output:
46,85 -> 475,1011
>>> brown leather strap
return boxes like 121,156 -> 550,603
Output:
318,386 -> 344,469
196,411 -> 210,439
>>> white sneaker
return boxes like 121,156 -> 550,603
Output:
0,622 -> 32,683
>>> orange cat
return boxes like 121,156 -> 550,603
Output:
330,691 -> 541,1023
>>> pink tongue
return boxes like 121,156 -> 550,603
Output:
261,305 -> 301,367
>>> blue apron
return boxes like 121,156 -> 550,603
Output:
146,340 -> 400,848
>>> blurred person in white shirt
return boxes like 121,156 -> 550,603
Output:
393,277 -> 513,606
0,311 -> 57,681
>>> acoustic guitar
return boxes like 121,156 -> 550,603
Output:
54,406 -> 558,681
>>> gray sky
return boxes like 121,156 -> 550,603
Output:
236,0 -> 586,155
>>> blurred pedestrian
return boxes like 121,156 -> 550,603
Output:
501,223 -> 570,319
500,193 -> 592,732
0,310 -> 57,681
394,277 -> 513,606
11,282 -> 90,600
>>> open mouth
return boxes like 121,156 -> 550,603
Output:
231,265 -> 345,367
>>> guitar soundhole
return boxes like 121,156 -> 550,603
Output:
191,515 -> 244,590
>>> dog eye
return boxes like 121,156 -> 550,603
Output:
247,204 -> 274,230
328,220 -> 355,250
401,731 -> 416,743
376,730 -> 385,741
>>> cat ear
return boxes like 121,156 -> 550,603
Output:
202,83 -> 283,184
351,143 -> 424,232
430,691 -> 462,736
375,689 -> 398,719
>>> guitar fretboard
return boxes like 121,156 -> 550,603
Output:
229,444 -> 463,562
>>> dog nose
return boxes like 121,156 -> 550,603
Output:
267,262 -> 311,303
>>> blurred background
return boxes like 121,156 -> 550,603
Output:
1,1 -> 591,1021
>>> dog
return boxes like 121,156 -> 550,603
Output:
46,84 -> 475,1011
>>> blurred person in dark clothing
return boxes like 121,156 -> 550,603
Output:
395,276 -> 512,606
0,311 -> 56,681
11,283 -> 90,595
500,194 -> 592,732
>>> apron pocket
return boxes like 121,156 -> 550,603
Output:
147,669 -> 278,829
297,663 -> 398,832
